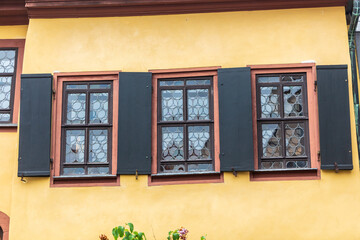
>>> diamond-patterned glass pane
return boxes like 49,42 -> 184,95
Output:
90,93 -> 109,124
188,126 -> 211,160
260,87 -> 279,118
65,130 -> 85,163
286,160 -> 308,168
161,90 -> 183,121
89,129 -> 108,163
160,164 -> 185,173
161,127 -> 184,161
0,113 -> 10,122
260,161 -> 284,169
0,77 -> 12,110
282,75 -> 304,82
0,50 -> 16,73
67,93 -> 86,124
188,163 -> 213,172
285,123 -> 306,157
283,86 -> 304,117
261,124 -> 282,158
63,168 -> 85,176
187,89 -> 209,120
88,167 -> 109,175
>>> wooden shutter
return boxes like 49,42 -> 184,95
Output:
117,72 -> 152,174
218,67 -> 254,171
18,74 -> 52,177
317,65 -> 353,170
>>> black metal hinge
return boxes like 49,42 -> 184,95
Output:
314,80 -> 318,92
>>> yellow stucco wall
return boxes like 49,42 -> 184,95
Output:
0,25 -> 27,218
2,6 -> 360,240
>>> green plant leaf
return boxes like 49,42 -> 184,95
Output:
127,223 -> 134,233
118,226 -> 125,237
138,232 -> 145,240
201,236 -> 207,240
125,231 -> 130,237
112,227 -> 119,240
172,233 -> 180,240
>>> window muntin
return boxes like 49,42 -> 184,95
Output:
0,49 -> 17,123
61,82 -> 112,176
157,77 -> 214,173
256,73 -> 310,169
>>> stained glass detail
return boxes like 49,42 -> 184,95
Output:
0,77 -> 12,110
65,130 -> 85,163
90,93 -> 109,124
160,164 -> 185,173
261,124 -> 282,158
161,127 -> 184,161
260,87 -> 279,118
285,123 -> 306,157
286,160 -> 308,168
89,129 -> 108,163
260,161 -> 284,169
186,79 -> 211,85
188,126 -> 211,160
257,76 -> 280,83
0,113 -> 10,122
0,50 -> 16,73
160,80 -> 184,86
88,167 -> 109,175
161,90 -> 183,121
67,93 -> 86,124
282,75 -> 304,82
66,84 -> 87,89
283,86 -> 303,117
187,89 -> 209,120
63,168 -> 85,175
188,163 -> 213,172
90,84 -> 111,89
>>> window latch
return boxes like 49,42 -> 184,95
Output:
314,80 -> 318,92
334,162 -> 339,173
232,168 -> 238,177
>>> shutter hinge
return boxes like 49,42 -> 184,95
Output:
334,162 -> 339,173
52,89 -> 56,100
135,169 -> 138,180
50,158 -> 54,170
317,151 -> 321,162
232,168 -> 238,177
314,80 -> 318,92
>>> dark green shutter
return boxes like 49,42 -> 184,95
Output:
118,72 -> 152,174
18,74 -> 52,177
218,67 -> 254,171
317,65 -> 353,170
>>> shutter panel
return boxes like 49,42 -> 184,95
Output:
18,74 -> 52,177
218,67 -> 254,171
118,72 -> 152,174
317,65 -> 353,170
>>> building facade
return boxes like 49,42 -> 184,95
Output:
0,0 -> 359,239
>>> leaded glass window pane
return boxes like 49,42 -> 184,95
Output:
65,130 -> 85,163
67,93 -> 86,124
256,73 -> 309,170
89,129 -> 108,163
158,76 -> 214,173
0,50 -> 15,73
90,93 -> 109,124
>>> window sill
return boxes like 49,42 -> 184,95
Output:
51,174 -> 120,187
250,168 -> 320,181
149,171 -> 223,186
0,123 -> 17,128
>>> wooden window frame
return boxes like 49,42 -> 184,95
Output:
0,39 -> 25,127
249,63 -> 320,181
149,67 -> 223,186
51,72 -> 120,187
0,212 -> 9,240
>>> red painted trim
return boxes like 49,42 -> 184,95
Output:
50,71 -> 120,187
0,0 -> 28,26
24,0 -> 347,19
0,211 -> 10,240
149,66 -> 221,185
248,63 -> 321,181
0,39 -> 25,125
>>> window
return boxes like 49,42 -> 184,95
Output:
0,211 -> 9,240
158,77 -> 214,173
256,73 -> 310,169
250,64 -> 320,181
61,82 -> 112,176
51,72 -> 119,187
0,40 -> 25,125
150,67 -> 223,186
